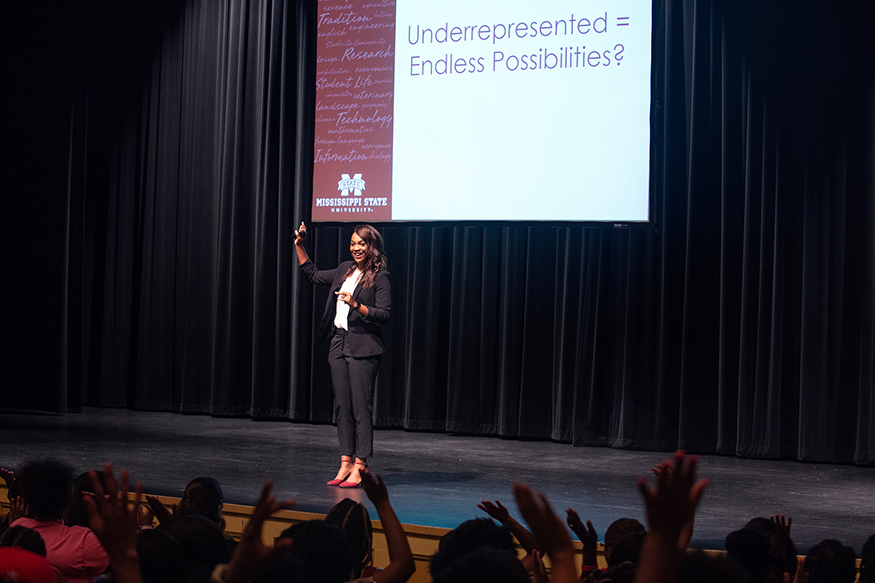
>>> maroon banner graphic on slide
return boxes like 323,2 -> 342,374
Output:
313,1 -> 395,222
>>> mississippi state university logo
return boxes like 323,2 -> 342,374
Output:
338,173 -> 365,196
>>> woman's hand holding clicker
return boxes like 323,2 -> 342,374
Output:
294,222 -> 311,265
294,222 -> 307,247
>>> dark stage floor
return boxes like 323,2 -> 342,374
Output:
1,408 -> 872,553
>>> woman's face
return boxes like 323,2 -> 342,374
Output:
350,231 -> 368,265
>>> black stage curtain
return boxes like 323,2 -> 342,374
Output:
6,0 -> 874,463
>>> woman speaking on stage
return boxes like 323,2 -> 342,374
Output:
295,222 -> 391,488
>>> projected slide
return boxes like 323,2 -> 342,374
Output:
313,0 -> 653,223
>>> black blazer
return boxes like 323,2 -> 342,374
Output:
300,260 -> 391,357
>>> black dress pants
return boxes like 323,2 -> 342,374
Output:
327,329 -> 381,459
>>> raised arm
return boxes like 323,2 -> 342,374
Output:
770,514 -> 792,538
144,495 -> 176,527
478,499 -> 538,554
651,464 -> 696,551
223,480 -> 295,583
83,464 -> 143,583
634,451 -> 709,583
0,467 -> 14,488
295,221 -> 311,266
362,470 -> 415,583
513,484 -> 577,583
295,222 -> 347,288
4,496 -> 28,525
566,507 -> 599,571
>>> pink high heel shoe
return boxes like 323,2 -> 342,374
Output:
327,458 -> 353,486
339,460 -> 367,488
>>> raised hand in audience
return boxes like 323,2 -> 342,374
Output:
477,499 -> 511,525
0,468 -> 19,525
771,514 -> 792,537
566,507 -> 599,569
0,468 -> 14,487
634,451 -> 710,583
641,452 -> 708,540
137,501 -> 155,529
83,463 -> 144,583
144,495 -> 176,527
361,469 -> 415,583
651,463 -> 696,550
528,549 -> 550,583
478,499 -> 538,554
224,480 -> 295,583
513,484 -> 577,583
5,496 -> 28,524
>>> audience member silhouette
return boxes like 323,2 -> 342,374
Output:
801,539 -> 857,583
3,452 -> 866,583
12,459 -> 109,583
860,534 -> 875,583
66,471 -> 108,529
0,526 -> 47,557
326,499 -> 374,580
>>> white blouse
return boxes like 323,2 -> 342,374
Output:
334,268 -> 363,330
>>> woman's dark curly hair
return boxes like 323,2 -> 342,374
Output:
17,458 -> 75,522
